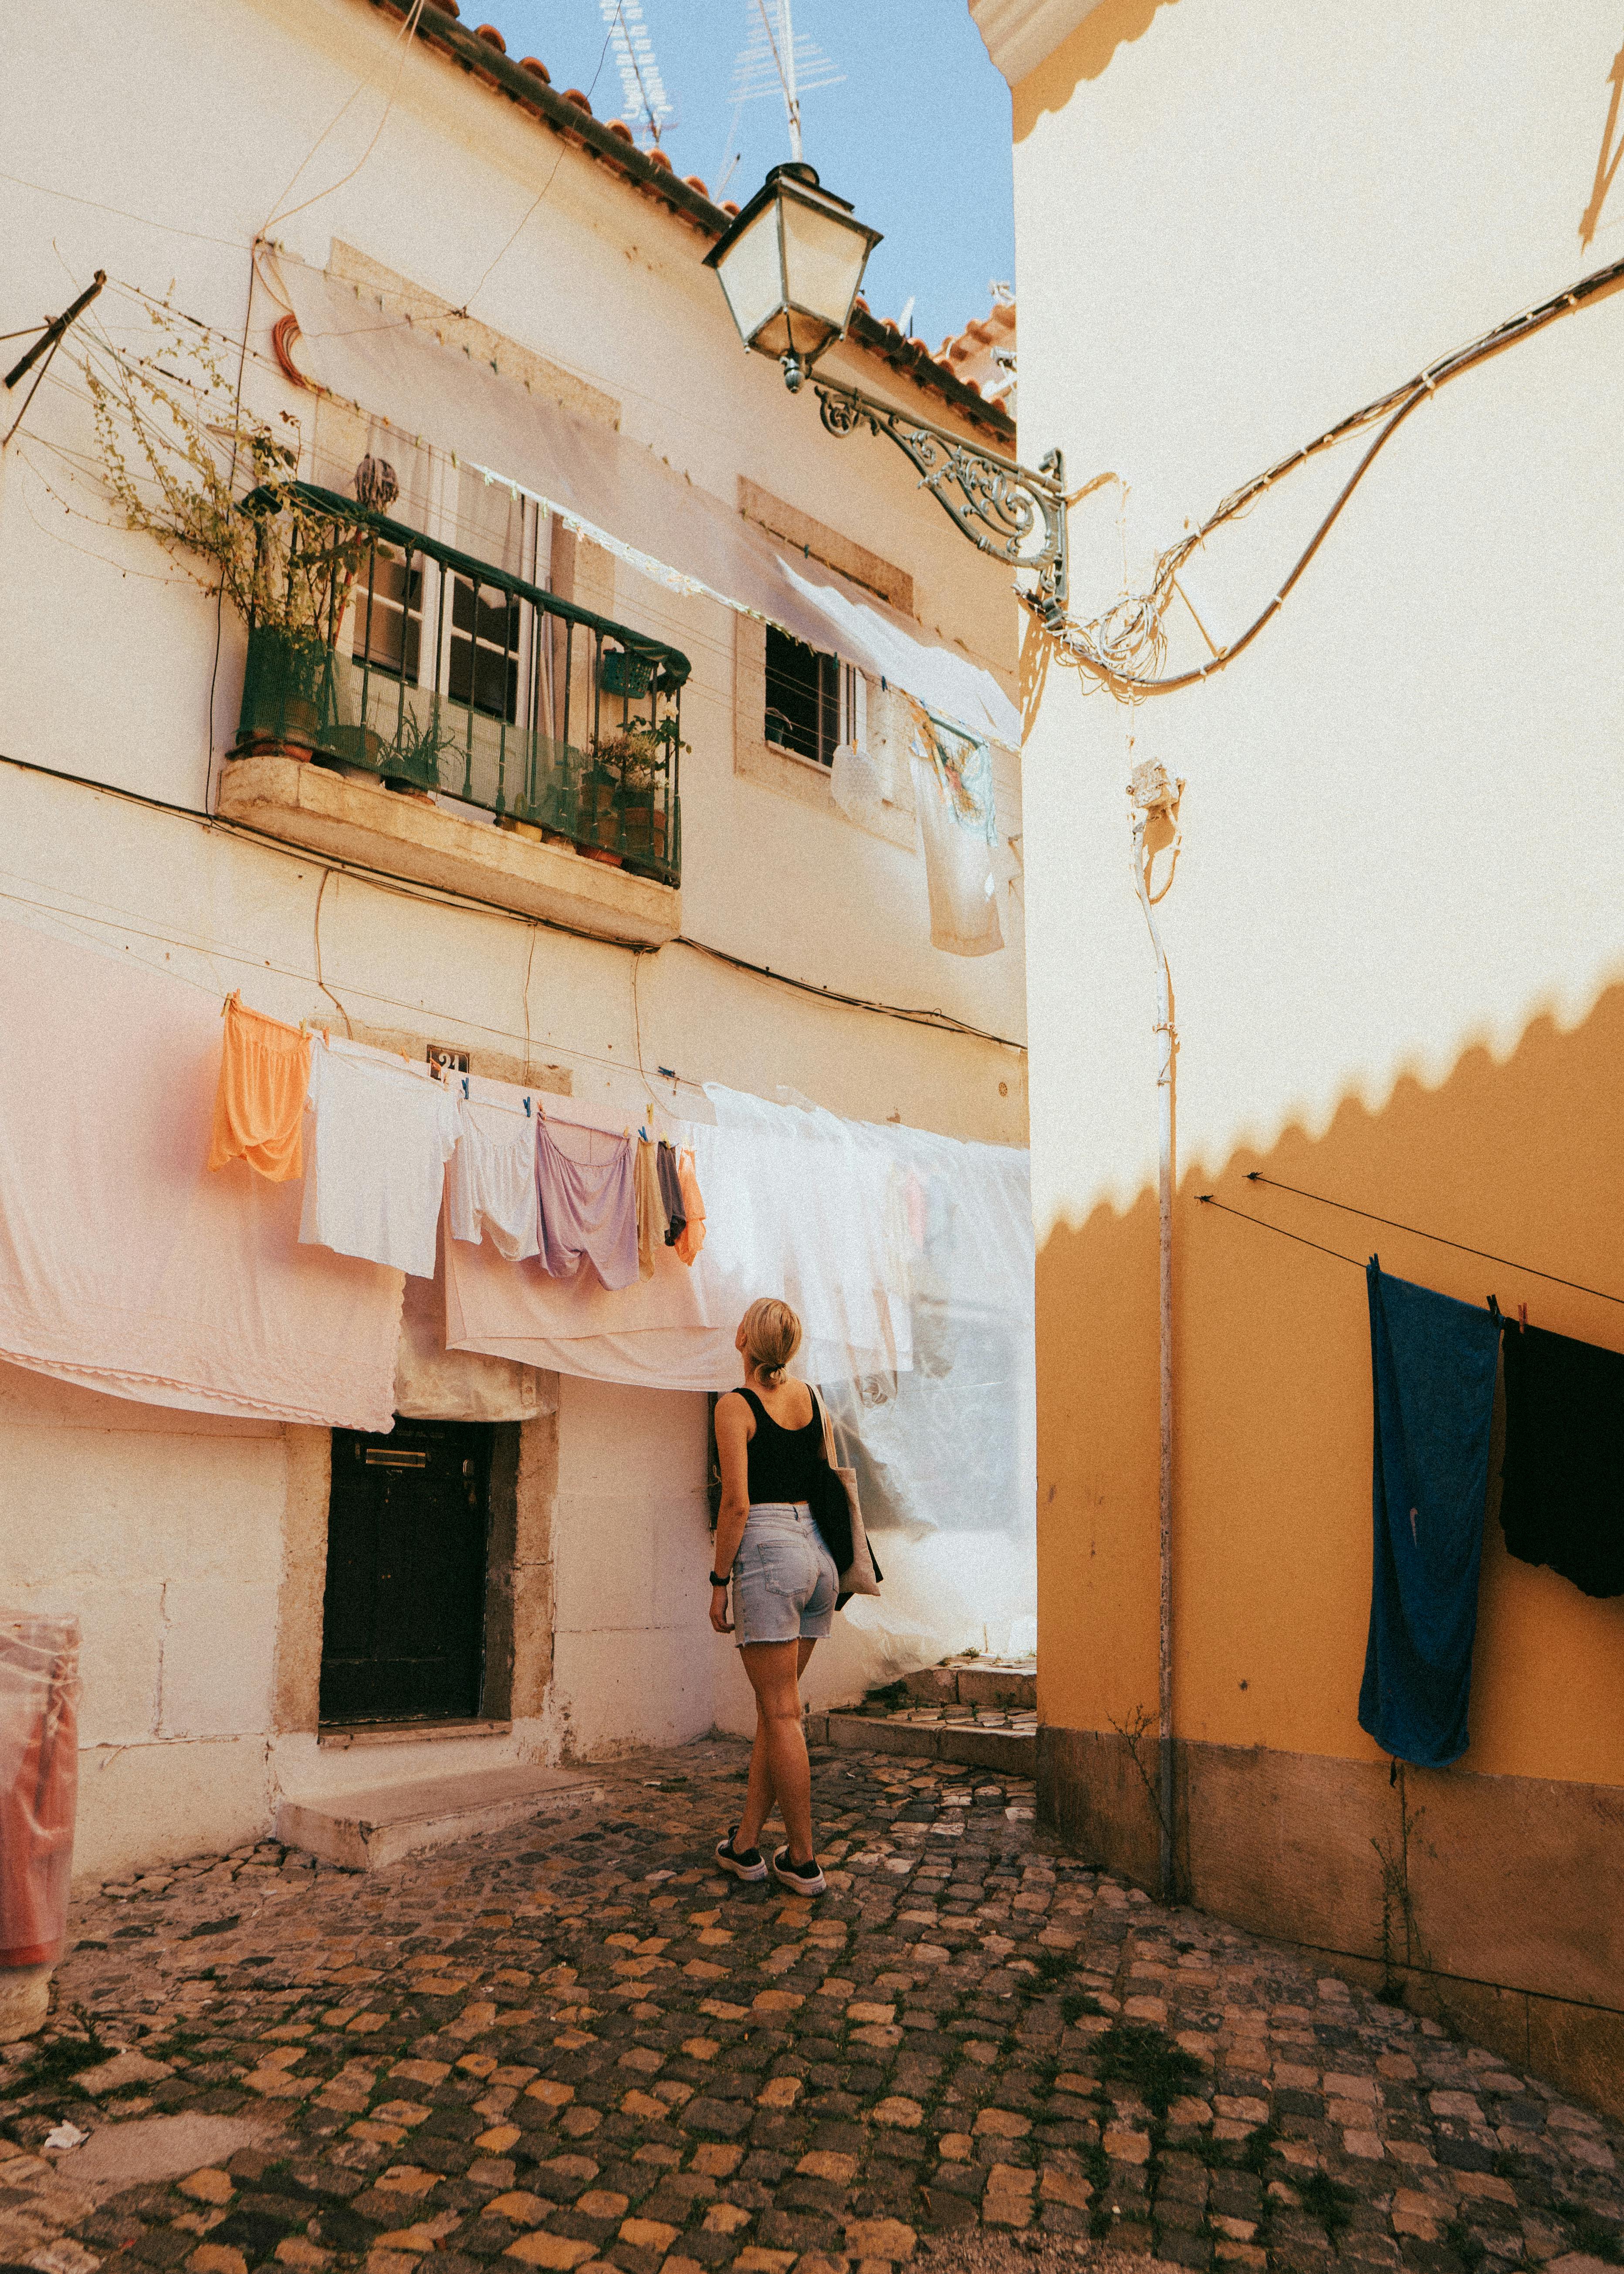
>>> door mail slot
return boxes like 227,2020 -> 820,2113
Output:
364,1449 -> 429,1468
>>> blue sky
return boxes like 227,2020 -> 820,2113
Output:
474,0 -> 1015,351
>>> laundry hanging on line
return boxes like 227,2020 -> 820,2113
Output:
207,991 -> 310,1184
0,921 -> 403,1430
299,1036 -> 461,1282
1359,1258 -> 1500,1770
1499,1315 -> 1624,1599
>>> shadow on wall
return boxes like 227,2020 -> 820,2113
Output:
1035,981 -> 1624,2111
1011,0 -> 1183,134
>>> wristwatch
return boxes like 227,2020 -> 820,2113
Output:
708,1569 -> 731,1588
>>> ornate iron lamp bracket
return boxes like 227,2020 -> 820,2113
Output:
812,380 -> 1067,611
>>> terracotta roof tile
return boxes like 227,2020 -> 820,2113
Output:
359,0 -> 1015,443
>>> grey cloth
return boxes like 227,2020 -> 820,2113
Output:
534,1120 -> 638,1289
657,1139 -> 687,1245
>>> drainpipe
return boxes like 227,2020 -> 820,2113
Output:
1129,759 -> 1183,1905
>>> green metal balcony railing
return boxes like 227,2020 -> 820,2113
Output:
235,482 -> 690,887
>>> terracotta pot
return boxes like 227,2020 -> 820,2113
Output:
579,845 -> 623,867
233,735 -> 311,762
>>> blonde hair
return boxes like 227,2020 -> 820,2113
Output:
740,1297 -> 802,1388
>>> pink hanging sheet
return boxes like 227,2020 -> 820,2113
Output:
0,920 -> 403,1429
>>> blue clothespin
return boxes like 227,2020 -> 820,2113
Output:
462,1075 -> 469,1099
523,1095 -> 531,1117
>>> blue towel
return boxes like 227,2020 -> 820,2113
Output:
1358,1259 -> 1499,1768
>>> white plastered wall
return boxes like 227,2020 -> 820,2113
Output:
0,0 -> 1035,1876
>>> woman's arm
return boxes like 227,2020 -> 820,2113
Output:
710,1392 -> 753,1634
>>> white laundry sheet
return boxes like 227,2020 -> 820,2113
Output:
300,1036 -> 461,1280
0,919 -> 403,1430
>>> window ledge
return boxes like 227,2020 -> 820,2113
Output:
219,754 -> 680,946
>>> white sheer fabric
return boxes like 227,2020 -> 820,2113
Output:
277,258 -> 1018,749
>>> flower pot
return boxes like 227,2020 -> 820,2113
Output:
580,845 -> 623,867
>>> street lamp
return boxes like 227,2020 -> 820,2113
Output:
704,167 -> 1069,612
704,162 -> 882,395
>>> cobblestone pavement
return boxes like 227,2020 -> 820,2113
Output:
3,1738 -> 1621,2274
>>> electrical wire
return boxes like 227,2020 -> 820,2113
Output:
0,167 -> 250,251
1245,1172 -> 1624,1307
0,749 -> 1028,1051
1039,250 -> 1624,696
452,25 -> 617,319
262,0 -> 428,234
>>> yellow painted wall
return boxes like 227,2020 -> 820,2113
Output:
1011,0 -> 1624,1786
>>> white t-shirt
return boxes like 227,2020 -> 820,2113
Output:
447,1099 -> 540,1262
300,1040 -> 460,1279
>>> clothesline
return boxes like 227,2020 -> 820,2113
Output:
1245,1172 -> 1624,1308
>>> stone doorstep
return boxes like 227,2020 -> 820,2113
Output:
808,1711 -> 1036,1775
273,1765 -> 605,1871
902,1663 -> 1036,1713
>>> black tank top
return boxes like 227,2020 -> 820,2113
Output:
740,1386 -> 822,1505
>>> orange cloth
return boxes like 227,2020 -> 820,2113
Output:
207,992 -> 310,1183
673,1145 -> 706,1265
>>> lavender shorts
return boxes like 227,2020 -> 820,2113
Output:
732,1501 -> 839,1648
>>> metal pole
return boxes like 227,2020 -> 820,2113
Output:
1130,796 -> 1177,1905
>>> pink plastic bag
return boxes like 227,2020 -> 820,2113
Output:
0,1614 -> 80,1969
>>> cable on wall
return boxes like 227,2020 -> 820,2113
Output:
1036,251 -> 1624,696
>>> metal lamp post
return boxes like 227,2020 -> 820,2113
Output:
704,166 -> 1068,611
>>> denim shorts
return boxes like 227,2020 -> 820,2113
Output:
732,1501 -> 839,1648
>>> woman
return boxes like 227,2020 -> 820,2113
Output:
708,1297 -> 838,1896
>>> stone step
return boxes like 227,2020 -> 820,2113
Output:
902,1657 -> 1036,1713
808,1709 -> 1035,1775
274,1763 -> 603,1871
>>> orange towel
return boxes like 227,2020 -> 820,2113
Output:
207,991 -> 310,1183
674,1145 -> 706,1265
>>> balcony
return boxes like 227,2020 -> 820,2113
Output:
218,484 -> 690,944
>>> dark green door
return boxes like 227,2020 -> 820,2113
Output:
320,1419 -> 491,1725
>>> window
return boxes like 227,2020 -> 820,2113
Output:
765,624 -> 840,766
352,545 -> 423,681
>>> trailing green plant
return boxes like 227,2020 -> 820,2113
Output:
85,308 -> 365,639
1093,2021 -> 1204,2119
595,713 -> 690,791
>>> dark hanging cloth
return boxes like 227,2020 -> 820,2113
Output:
656,1139 -> 687,1247
1500,1321 -> 1624,1598
1358,1260 -> 1499,1769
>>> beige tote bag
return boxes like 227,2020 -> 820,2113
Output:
811,1387 -> 883,1599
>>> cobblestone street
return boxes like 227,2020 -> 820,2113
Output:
2,1738 -> 1620,2274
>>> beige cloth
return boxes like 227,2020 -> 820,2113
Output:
634,1135 -> 665,1280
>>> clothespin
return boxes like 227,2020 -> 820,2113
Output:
523,1095 -> 531,1118
1488,1294 -> 1502,1324
461,1075 -> 470,1099
1518,1301 -> 1528,1327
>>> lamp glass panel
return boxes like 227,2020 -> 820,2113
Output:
779,196 -> 871,329
714,203 -> 787,349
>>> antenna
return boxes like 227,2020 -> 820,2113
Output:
725,0 -> 843,168
598,0 -> 675,146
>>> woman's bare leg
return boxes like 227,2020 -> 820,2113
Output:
736,1639 -> 818,1861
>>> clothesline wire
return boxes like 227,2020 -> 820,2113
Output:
1246,1171 -> 1624,1308
0,749 -> 1028,1064
1198,1194 -> 1365,1271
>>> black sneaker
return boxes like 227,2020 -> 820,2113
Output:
771,1847 -> 827,1896
715,1827 -> 767,1883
